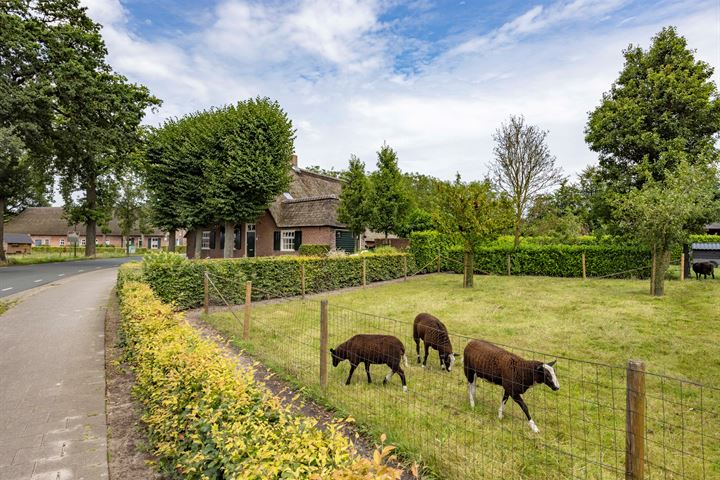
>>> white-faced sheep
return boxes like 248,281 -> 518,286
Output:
463,339 -> 560,433
693,261 -> 716,280
330,334 -> 408,391
413,313 -> 457,371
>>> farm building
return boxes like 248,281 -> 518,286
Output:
2,233 -> 32,254
185,157 -> 359,258
692,243 -> 720,264
706,223 -> 720,235
4,207 -> 180,249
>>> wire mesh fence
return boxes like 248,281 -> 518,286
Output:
201,270 -> 719,479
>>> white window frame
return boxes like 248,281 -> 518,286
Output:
80,238 -> 86,246
151,238 -> 159,249
59,239 -> 65,246
201,231 -> 211,250
280,230 -> 295,252
44,239 -> 49,245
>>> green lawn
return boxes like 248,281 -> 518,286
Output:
202,274 -> 720,479
2,250 -> 129,266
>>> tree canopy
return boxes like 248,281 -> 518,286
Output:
337,155 -> 372,245
369,144 -> 411,238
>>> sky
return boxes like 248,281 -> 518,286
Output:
82,0 -> 720,181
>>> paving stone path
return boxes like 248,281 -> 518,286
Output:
0,269 -> 116,480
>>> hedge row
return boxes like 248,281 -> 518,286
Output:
116,278 -> 401,479
298,244 -> 331,256
29,245 -> 187,254
141,251 -> 416,310
409,231 -> 652,278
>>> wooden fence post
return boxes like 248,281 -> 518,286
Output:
506,255 -> 512,276
320,300 -> 329,389
582,253 -> 587,280
203,272 -> 209,314
626,360 -> 646,480
679,254 -> 684,281
403,255 -> 408,281
301,263 -> 306,298
243,281 -> 252,340
362,258 -> 367,287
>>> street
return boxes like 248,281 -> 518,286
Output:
0,257 -> 140,298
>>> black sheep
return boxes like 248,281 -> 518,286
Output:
330,334 -> 408,391
413,313 -> 457,371
463,339 -> 560,433
693,261 -> 716,280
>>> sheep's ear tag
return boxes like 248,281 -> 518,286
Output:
548,359 -> 557,367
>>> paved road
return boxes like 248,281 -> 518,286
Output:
0,257 -> 140,299
0,268 -> 116,480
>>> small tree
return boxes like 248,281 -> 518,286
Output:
115,172 -> 146,255
491,115 -> 564,247
338,155 -> 372,249
434,176 -> 513,288
369,144 -> 411,238
615,161 -> 719,296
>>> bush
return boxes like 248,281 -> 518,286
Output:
142,251 -> 415,310
371,246 -> 399,255
299,244 -> 331,256
117,280 -> 401,479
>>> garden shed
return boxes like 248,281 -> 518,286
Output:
691,243 -> 720,264
3,233 -> 32,254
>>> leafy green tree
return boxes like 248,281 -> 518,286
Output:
369,144 -> 411,238
434,176 -> 513,287
585,27 -> 720,226
338,155 -> 372,249
397,208 -> 435,237
0,128 -> 50,261
615,162 -> 719,296
403,172 -> 443,211
115,171 -> 146,255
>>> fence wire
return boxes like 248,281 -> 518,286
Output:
201,270 -> 719,480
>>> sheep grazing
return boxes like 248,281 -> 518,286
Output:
330,334 -> 408,392
413,313 -> 456,371
463,339 -> 560,433
693,261 -> 716,280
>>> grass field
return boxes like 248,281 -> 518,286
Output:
202,274 -> 720,479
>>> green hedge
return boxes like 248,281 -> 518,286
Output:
298,244 -> 331,256
409,231 -> 652,278
141,251 -> 416,310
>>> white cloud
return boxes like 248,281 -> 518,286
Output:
81,0 -> 720,183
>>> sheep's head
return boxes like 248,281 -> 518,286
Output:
535,360 -> 560,391
440,352 -> 458,371
330,348 -> 342,367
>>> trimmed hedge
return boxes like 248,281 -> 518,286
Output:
409,231 -> 652,278
116,280 -> 401,479
141,251 -> 416,310
298,244 -> 331,256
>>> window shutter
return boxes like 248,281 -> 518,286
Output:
234,227 -> 242,250
219,226 -> 225,250
294,230 -> 302,251
209,229 -> 216,249
273,231 -> 281,251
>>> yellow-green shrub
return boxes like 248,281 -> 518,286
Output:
117,280 -> 402,479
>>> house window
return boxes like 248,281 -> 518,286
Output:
44,239 -> 49,245
105,240 -> 110,246
176,237 -> 182,246
151,238 -> 159,249
281,230 -> 295,252
247,224 -> 256,232
35,239 -> 41,247
60,239 -> 65,246
201,231 -> 211,249
80,238 -> 86,246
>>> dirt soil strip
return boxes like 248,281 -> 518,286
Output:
105,291 -> 167,479
185,311 -> 416,480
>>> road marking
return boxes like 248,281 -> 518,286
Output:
1,287 -> 12,292
78,269 -> 84,272
58,274 -> 65,277
34,279 -> 43,283
95,266 -> 101,269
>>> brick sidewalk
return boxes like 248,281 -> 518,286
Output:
0,269 -> 116,480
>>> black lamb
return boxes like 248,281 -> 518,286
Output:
413,313 -> 457,371
693,261 -> 716,280
330,334 -> 408,391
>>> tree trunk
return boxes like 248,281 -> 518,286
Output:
0,197 -> 6,263
85,184 -> 97,257
463,248 -> 474,288
168,229 -> 176,252
224,222 -> 234,258
513,210 -> 522,248
652,248 -> 670,297
194,229 -> 202,259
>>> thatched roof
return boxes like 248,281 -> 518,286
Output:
268,169 -> 347,228
5,207 -> 164,236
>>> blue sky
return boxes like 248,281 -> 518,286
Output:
83,0 -> 720,181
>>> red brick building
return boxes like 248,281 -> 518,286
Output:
185,165 -> 356,258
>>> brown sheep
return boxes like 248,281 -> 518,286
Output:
330,334 -> 408,391
693,261 -> 716,280
463,339 -> 559,433
413,313 -> 456,371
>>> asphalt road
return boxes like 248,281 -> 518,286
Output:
0,256 -> 140,298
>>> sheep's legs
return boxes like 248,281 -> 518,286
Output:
415,338 -> 421,363
468,378 -> 477,408
384,369 -> 394,384
345,364 -> 358,385
396,367 -> 407,392
364,362 -> 372,384
512,394 -> 539,433
422,343 -> 430,368
498,392 -> 509,419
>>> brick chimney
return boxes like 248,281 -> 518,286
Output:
290,154 -> 298,167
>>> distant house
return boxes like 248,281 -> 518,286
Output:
4,207 -> 180,249
706,223 -> 720,235
186,157 -> 357,258
2,233 -> 32,254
